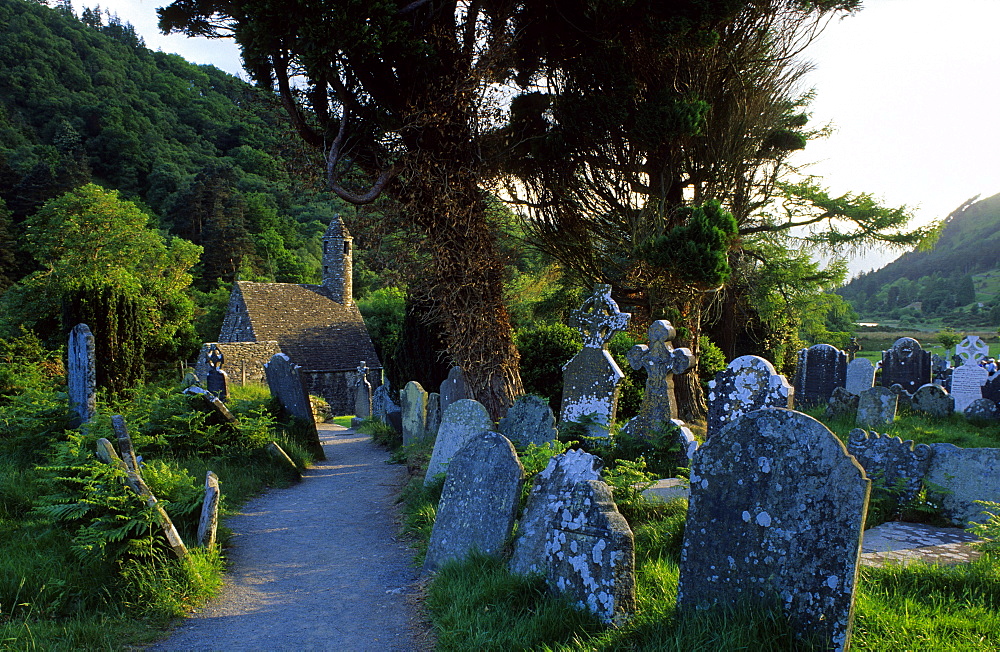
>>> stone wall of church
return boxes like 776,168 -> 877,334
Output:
194,341 -> 282,386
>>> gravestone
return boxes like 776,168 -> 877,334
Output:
825,386 -> 859,420
509,449 -> 635,625
68,323 -> 96,425
498,394 -> 557,448
880,337 -> 932,395
845,337 -> 861,361
672,418 -> 700,460
911,383 -> 954,418
373,381 -> 402,432
423,432 -> 524,572
401,381 -> 429,446
350,361 -> 373,428
847,429 -> 932,503
931,353 -> 952,388
439,366 -> 470,415
424,399 -> 494,485
926,443 -> 1000,525
845,358 -> 875,395
856,386 -> 897,428
793,343 -> 847,407
706,355 -> 793,438
183,385 -> 237,423
425,392 -> 441,438
560,285 -> 631,436
964,397 -> 999,422
263,353 -> 324,459
677,409 -> 869,652
889,384 -> 913,412
982,373 -> 1000,404
951,336 -> 990,413
625,320 -> 695,427
205,344 -> 230,402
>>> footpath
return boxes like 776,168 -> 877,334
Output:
151,423 -> 430,651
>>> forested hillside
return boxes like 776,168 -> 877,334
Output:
0,0 -> 347,299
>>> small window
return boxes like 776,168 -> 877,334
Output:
343,242 -> 351,255
324,266 -> 329,275
323,241 -> 328,254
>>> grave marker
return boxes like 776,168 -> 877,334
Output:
856,386 -> 897,428
625,320 -> 695,426
845,358 -> 875,396
424,399 -> 493,485
205,344 -> 229,402
951,336 -> 989,413
401,381 -> 429,446
911,383 -> 954,418
264,353 -> 324,459
794,343 -> 847,407
706,355 -> 792,438
498,394 -> 557,448
847,429 -> 931,504
880,337 -> 932,395
439,366 -> 470,415
68,323 -> 96,425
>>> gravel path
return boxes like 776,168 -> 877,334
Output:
151,424 -> 429,651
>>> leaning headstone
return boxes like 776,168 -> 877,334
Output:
672,418 -> 700,460
845,357 -> 875,396
926,443 -> 1000,525
911,383 -> 954,418
498,394 -> 557,448
400,381 -> 429,446
425,392 -> 442,438
963,397 -> 999,422
847,429 -> 932,504
560,285 -> 631,436
439,366 -> 470,415
263,353 -> 323,459
68,323 -> 97,426
677,409 -> 869,652
793,343 -> 848,407
184,385 -> 237,423
889,384 -> 913,412
706,355 -> 793,438
825,386 -> 859,420
509,449 -> 635,625
951,336 -> 990,413
880,337 -> 932,395
856,386 -> 897,428
423,432 -> 524,572
625,320 -> 695,427
424,399 -> 493,485
205,344 -> 230,402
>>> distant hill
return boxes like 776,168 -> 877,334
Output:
838,192 -> 1000,327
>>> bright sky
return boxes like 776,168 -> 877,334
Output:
78,0 -> 1000,278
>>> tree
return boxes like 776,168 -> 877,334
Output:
0,184 -> 202,391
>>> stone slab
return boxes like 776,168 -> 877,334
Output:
424,399 -> 494,485
926,443 -> 1000,525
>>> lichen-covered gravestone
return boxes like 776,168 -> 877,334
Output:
624,320 -> 695,428
351,361 -> 373,420
825,386 -> 859,420
926,443 -> 1000,525
847,429 -> 931,503
509,449 -> 635,624
424,399 -> 493,485
706,355 -> 792,438
856,386 -> 897,428
951,336 -> 989,413
880,337 -> 932,395
498,394 -> 557,448
794,343 -> 848,407
439,366 -> 470,415
423,432 -> 524,572
373,381 -> 402,432
845,357 -> 875,396
911,383 -> 954,418
205,344 -> 230,402
68,323 -> 96,425
964,397 -> 999,422
264,353 -> 324,459
677,409 -> 869,652
425,392 -> 441,438
401,381 -> 429,446
560,285 -> 630,436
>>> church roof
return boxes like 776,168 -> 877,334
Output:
227,281 -> 381,372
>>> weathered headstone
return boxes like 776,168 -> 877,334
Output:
982,373 -> 1000,404
926,443 -> 1000,525
560,285 -> 631,436
856,386 -> 897,428
911,383 -> 954,418
183,385 -> 237,423
825,386 -> 859,420
352,361 -> 373,419
677,409 -> 869,652
845,337 -> 862,361
951,336 -> 990,413
425,392 -> 441,438
373,380 -> 401,432
205,343 -> 230,402
889,383 -> 913,412
625,320 -> 695,427
880,337 -> 932,395
509,449 -> 635,624
931,353 -> 952,388
672,418 -> 700,460
424,399 -> 494,485
498,394 -> 557,448
706,355 -> 793,438
845,357 -> 875,396
401,381 -> 429,446
847,429 -> 932,503
68,323 -> 97,425
439,366 -> 470,415
964,397 -> 999,422
263,353 -> 323,459
794,343 -> 848,407
423,432 -> 524,572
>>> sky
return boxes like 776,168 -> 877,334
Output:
78,0 -> 1000,278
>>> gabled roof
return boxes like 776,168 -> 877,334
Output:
227,281 -> 381,372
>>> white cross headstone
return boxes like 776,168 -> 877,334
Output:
952,336 -> 989,413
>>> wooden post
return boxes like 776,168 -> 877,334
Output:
198,471 -> 221,549
111,415 -> 189,560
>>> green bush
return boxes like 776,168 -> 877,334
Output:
516,323 -> 581,409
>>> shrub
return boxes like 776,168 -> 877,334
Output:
516,323 -> 581,409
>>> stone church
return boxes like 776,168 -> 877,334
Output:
195,216 -> 382,415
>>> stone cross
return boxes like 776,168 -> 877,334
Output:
352,360 -> 372,419
560,285 -> 630,435
626,320 -> 695,425
205,343 -> 229,402
951,336 -> 989,412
